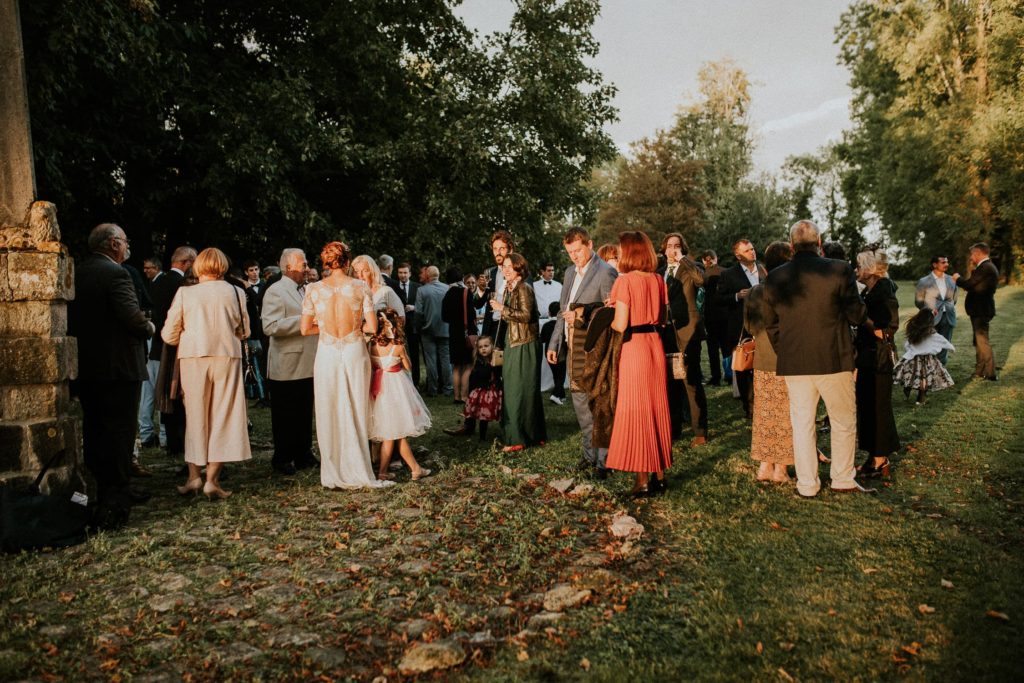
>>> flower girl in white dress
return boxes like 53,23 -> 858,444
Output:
368,308 -> 432,481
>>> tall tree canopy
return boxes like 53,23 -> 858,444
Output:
21,0 -> 617,270
596,58 -> 790,260
837,0 -> 1024,277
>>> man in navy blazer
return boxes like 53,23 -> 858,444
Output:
69,224 -> 155,528
952,242 -> 1000,380
764,220 -> 867,498
914,254 -> 957,365
546,227 -> 617,476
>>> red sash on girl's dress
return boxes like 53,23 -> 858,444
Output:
370,362 -> 403,399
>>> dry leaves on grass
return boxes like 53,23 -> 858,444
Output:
579,657 -> 591,670
918,604 -> 936,614
985,610 -> 1010,622
941,579 -> 954,589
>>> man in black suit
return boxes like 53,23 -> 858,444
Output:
716,239 -> 766,419
660,233 -> 708,446
149,245 -> 196,457
481,230 -> 514,344
394,262 -> 421,387
700,250 -> 726,385
69,224 -> 156,528
952,242 -> 999,380
378,254 -> 402,294
764,220 -> 867,498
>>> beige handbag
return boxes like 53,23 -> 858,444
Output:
666,351 -> 686,380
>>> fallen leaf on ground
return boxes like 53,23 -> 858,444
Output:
579,657 -> 591,670
779,642 -> 795,651
517,650 -> 529,662
986,610 -> 1010,622
941,579 -> 954,589
901,642 -> 922,656
862,567 -> 879,574
778,668 -> 794,681
736,617 -> 744,630
918,604 -> 935,614
756,641 -> 763,654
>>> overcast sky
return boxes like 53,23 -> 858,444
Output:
455,0 -> 855,176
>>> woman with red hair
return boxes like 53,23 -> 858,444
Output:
607,231 -> 673,495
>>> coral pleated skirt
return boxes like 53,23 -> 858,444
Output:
605,331 -> 673,474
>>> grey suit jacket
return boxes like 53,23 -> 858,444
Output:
262,277 -> 318,381
547,254 -> 618,354
914,273 -> 957,328
416,280 -> 450,337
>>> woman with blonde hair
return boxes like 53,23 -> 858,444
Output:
854,246 -> 900,478
162,247 -> 251,500
302,242 -> 392,489
352,254 -> 404,318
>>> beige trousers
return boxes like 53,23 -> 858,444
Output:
179,357 -> 252,465
784,372 -> 857,496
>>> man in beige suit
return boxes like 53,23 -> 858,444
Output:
262,248 -> 319,475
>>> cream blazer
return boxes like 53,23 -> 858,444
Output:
261,277 -> 318,380
161,280 -> 249,358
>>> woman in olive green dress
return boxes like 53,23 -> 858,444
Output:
490,253 -> 547,452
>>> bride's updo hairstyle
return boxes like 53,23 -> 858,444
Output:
321,241 -> 352,272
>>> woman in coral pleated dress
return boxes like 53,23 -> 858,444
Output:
606,231 -> 673,496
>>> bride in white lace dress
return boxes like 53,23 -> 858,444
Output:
301,242 -> 394,489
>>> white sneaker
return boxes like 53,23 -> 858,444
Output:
549,395 -> 564,406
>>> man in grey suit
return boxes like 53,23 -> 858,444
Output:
546,227 -> 618,477
416,265 -> 452,396
914,254 -> 957,365
262,248 -> 319,475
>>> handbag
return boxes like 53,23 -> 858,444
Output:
463,288 -> 479,351
731,334 -> 756,373
233,285 -> 260,391
663,286 -> 686,381
1,448 -> 89,553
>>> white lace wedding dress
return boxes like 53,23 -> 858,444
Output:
302,278 -> 394,489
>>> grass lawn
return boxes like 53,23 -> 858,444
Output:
2,282 -> 1022,681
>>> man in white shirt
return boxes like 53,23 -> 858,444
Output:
914,254 -> 957,365
533,263 -> 563,327
482,230 -> 513,342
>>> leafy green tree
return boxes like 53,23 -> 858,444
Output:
21,0 -> 616,273
837,0 -> 1024,278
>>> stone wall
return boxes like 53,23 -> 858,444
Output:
0,201 -> 84,495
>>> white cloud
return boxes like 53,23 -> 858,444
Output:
760,96 -> 852,134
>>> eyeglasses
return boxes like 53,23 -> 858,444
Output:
114,236 -> 131,246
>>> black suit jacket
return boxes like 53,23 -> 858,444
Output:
394,279 -> 420,333
716,262 -> 766,346
69,254 -> 152,381
764,251 -> 866,376
957,259 -> 998,319
149,270 -> 185,361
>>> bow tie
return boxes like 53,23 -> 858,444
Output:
542,281 -> 551,285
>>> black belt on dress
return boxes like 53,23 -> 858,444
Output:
628,324 -> 659,334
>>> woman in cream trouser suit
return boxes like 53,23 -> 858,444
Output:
162,247 -> 251,499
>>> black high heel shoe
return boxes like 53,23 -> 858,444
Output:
862,458 -> 891,479
648,475 -> 667,495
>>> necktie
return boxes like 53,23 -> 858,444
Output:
667,265 -> 676,279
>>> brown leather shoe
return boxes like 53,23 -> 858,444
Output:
131,461 -> 153,478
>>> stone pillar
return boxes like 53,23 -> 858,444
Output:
0,0 -> 36,227
1,1 -> 84,496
